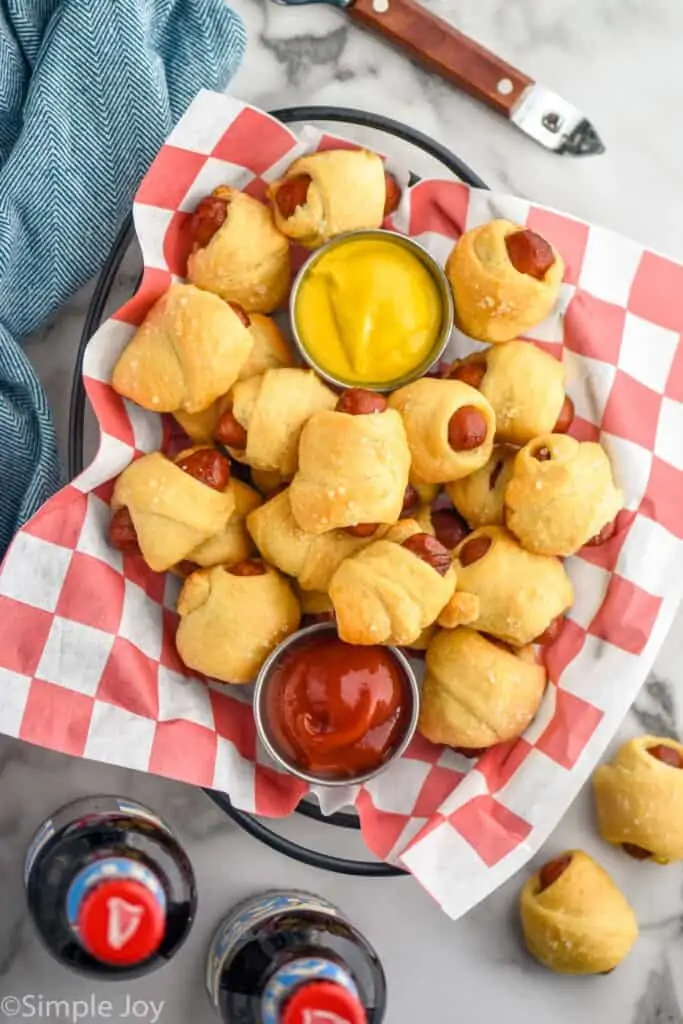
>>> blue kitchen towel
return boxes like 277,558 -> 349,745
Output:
0,0 -> 246,557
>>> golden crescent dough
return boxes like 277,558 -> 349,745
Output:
329,537 -> 456,646
246,488 -> 380,593
505,434 -> 623,557
388,378 -> 495,485
229,368 -> 337,477
446,445 -> 515,529
520,850 -> 638,974
173,314 -> 295,444
267,149 -> 387,249
289,408 -> 410,535
187,479 -> 262,569
111,453 -> 235,573
446,219 -> 564,344
112,283 -> 252,414
419,627 -> 546,749
593,735 -> 683,863
439,526 -> 574,647
176,564 -> 301,684
186,188 -> 291,313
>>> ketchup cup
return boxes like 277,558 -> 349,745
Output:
254,623 -> 420,787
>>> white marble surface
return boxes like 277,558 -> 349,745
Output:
7,0 -> 683,1021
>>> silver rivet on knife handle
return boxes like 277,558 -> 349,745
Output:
511,83 -> 605,156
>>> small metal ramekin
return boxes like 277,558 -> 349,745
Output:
289,229 -> 454,393
253,622 -> 420,787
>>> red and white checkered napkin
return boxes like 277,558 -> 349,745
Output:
2,92 -> 683,919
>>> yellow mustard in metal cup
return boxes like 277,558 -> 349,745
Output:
293,234 -> 443,387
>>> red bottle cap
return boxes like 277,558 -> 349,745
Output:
281,981 -> 367,1024
77,878 -> 165,966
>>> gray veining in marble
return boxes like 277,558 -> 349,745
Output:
6,0 -> 683,1021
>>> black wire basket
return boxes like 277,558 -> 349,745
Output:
69,106 -> 488,878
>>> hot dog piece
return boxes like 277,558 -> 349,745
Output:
458,535 -> 492,567
535,615 -> 564,645
553,395 -> 575,433
228,559 -> 267,577
108,507 -> 141,554
489,458 -> 505,489
505,230 -> 556,281
448,406 -> 488,451
402,533 -> 452,577
453,746 -> 489,759
621,843 -> 652,861
447,361 -> 486,390
648,744 -> 683,768
189,194 -> 229,250
400,485 -> 420,518
228,302 -> 251,327
215,411 -> 248,450
303,610 -> 336,627
335,389 -> 387,415
345,523 -> 378,538
431,508 -> 469,550
383,172 -> 401,216
534,446 -> 552,462
175,449 -> 231,492
537,854 -> 572,893
275,175 -> 312,218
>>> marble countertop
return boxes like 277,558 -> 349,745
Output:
5,0 -> 683,1021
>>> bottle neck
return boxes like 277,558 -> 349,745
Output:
67,856 -> 167,966
262,957 -> 364,1024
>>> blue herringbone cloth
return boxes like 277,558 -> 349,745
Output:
0,0 -> 246,556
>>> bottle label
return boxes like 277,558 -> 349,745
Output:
23,797 -> 170,887
206,891 -> 342,1009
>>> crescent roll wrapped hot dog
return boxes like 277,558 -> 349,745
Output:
388,378 -> 495,485
445,340 -> 574,445
446,445 -> 516,529
289,389 -> 411,535
109,449 -> 235,572
419,628 -> 546,752
505,435 -> 623,557
173,314 -> 295,444
519,850 -> 638,974
329,529 -> 457,646
112,283 -> 252,414
267,149 -> 400,249
439,526 -> 574,647
446,219 -> 565,343
215,368 -> 337,477
593,736 -> 683,864
176,561 -> 301,684
186,187 -> 291,313
246,487 -> 382,592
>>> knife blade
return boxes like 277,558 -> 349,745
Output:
270,0 -> 605,156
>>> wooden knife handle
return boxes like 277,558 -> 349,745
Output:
348,0 -> 532,116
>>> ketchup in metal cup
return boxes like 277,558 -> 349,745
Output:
264,633 -> 412,780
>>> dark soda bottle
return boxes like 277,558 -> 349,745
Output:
206,890 -> 387,1023
24,795 -> 196,979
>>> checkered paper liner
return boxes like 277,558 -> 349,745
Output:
2,92 -> 683,920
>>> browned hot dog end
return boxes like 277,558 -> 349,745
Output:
275,175 -> 312,218
400,485 -> 420,519
228,302 -> 251,327
335,389 -> 387,415
188,194 -> 229,251
448,406 -> 488,452
505,230 -> 556,281
647,744 -> 683,768
228,559 -> 267,577
402,533 -> 451,576
383,173 -> 401,217
344,523 -> 378,538
534,615 -> 564,646
176,449 -> 231,492
447,361 -> 486,390
553,395 -> 575,433
537,854 -> 572,892
458,535 -> 492,567
108,507 -> 141,555
215,411 -> 248,450
431,508 -> 470,550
